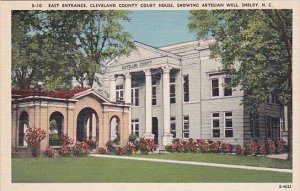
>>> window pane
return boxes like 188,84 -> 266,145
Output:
225,119 -> 232,127
212,79 -> 218,88
213,129 -> 220,138
225,112 -> 232,117
212,88 -> 219,97
213,120 -> 219,128
212,113 -> 219,117
225,130 -> 233,137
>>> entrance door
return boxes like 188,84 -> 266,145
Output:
152,117 -> 158,144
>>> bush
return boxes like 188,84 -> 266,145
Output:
221,143 -> 233,153
73,141 -> 89,157
138,138 -> 157,154
129,134 -> 138,145
115,146 -> 127,155
98,147 -> 107,154
44,146 -> 55,158
275,139 -> 286,154
266,139 -> 275,154
25,127 -> 46,157
259,144 -> 267,156
209,141 -> 220,153
236,145 -> 245,156
106,141 -> 116,154
58,134 -> 74,157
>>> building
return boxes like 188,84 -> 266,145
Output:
11,88 -> 130,151
103,40 -> 287,146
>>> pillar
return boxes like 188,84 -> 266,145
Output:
124,73 -> 132,134
109,74 -> 116,102
143,69 -> 154,139
162,65 -> 173,146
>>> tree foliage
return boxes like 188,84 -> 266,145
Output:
189,10 -> 292,111
12,10 -> 134,90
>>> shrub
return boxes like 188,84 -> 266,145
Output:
86,140 -> 96,150
138,138 -> 157,154
106,141 -> 116,154
209,141 -> 220,153
98,147 -> 107,154
44,146 -> 56,158
73,141 -> 89,157
235,145 -> 245,155
115,146 -> 127,155
197,139 -> 209,153
127,142 -> 138,154
221,143 -> 233,153
58,134 -> 74,157
259,144 -> 267,156
25,127 -> 47,157
275,139 -> 286,154
250,141 -> 258,155
129,134 -> 138,145
266,139 -> 275,154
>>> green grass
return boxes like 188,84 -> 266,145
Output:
130,153 -> 292,169
12,157 -> 291,183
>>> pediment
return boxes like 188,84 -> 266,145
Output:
107,41 -> 180,67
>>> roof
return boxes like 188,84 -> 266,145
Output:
12,88 -> 90,99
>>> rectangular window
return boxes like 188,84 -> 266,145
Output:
131,82 -> 139,106
170,74 -> 176,103
170,117 -> 176,138
224,77 -> 232,96
131,119 -> 139,137
152,79 -> 157,105
266,116 -> 280,139
211,78 -> 219,97
224,112 -> 233,137
212,112 -> 220,138
183,75 -> 189,102
182,115 -> 189,138
116,85 -> 124,101
250,113 -> 260,138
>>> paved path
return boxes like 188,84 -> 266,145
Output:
90,154 -> 292,173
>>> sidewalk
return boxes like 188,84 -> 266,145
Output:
89,154 -> 292,173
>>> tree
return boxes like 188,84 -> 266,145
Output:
12,10 -> 134,90
189,10 -> 292,160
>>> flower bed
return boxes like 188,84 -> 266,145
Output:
166,138 -> 286,157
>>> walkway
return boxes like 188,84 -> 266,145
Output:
90,154 -> 292,173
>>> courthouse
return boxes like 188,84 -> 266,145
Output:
103,40 -> 287,146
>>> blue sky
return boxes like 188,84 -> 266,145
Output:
123,10 -> 197,47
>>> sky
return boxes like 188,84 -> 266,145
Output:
122,10 -> 197,47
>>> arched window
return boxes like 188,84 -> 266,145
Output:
49,112 -> 64,146
110,116 -> 120,143
19,111 -> 29,147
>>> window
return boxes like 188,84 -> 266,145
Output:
131,119 -> 139,137
131,82 -> 139,106
250,113 -> 260,138
183,75 -> 189,102
212,112 -> 220,138
224,77 -> 232,96
152,79 -> 157,105
224,112 -> 233,137
116,85 -> 124,101
266,116 -> 280,139
211,78 -> 219,97
182,115 -> 189,138
170,117 -> 176,138
170,74 -> 176,103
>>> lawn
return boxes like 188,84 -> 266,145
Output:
130,153 -> 292,169
12,157 -> 292,183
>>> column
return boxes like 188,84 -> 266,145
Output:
124,73 -> 132,134
143,69 -> 154,139
162,65 -> 173,146
109,74 -> 116,102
